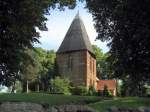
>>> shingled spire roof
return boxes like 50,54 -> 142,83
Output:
57,13 -> 94,55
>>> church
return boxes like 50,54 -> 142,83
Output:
56,13 -> 117,96
56,13 -> 96,88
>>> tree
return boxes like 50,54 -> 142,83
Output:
15,80 -> 22,93
92,45 -> 113,79
46,50 -> 57,79
21,49 -> 39,93
18,47 -> 57,92
34,47 -> 48,91
35,48 -> 56,91
0,0 -> 77,86
86,0 -> 150,96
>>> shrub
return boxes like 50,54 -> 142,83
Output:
103,85 -> 112,97
88,86 -> 98,96
15,80 -> 22,93
49,77 -> 71,95
71,85 -> 88,96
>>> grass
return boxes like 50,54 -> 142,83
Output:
0,93 -> 101,106
88,97 -> 150,112
0,93 -> 150,112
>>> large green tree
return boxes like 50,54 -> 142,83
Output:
21,48 -> 40,93
92,45 -> 113,79
0,0 -> 76,86
35,48 -> 56,91
18,48 -> 56,92
86,0 -> 150,96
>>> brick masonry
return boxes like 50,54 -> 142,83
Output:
56,50 -> 96,88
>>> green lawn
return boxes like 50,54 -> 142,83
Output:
0,93 -> 101,105
0,93 -> 150,112
88,97 -> 150,112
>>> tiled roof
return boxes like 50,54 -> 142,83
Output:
57,13 -> 94,55
97,80 -> 117,90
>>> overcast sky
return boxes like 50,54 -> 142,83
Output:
36,2 -> 109,53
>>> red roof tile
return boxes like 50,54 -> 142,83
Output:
97,80 -> 117,90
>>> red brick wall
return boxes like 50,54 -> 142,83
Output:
85,51 -> 96,88
56,50 -> 96,88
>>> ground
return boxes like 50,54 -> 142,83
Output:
0,93 -> 150,112
88,97 -> 150,112
0,93 -> 101,105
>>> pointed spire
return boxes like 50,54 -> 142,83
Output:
77,10 -> 79,15
75,10 -> 80,19
57,12 -> 94,55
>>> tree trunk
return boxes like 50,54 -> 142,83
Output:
11,81 -> 16,93
37,84 -> 39,92
42,82 -> 44,91
26,80 -> 29,93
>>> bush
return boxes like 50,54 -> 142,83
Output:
103,85 -> 112,97
71,85 -> 88,96
49,77 -> 71,95
15,81 -> 22,93
88,86 -> 98,96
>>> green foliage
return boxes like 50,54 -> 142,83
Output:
120,78 -> 147,97
35,48 -> 56,78
92,45 -> 113,79
19,48 -> 57,92
103,85 -> 112,97
87,0 -> 150,96
0,93 -> 101,105
89,97 -> 150,112
0,0 -> 77,86
19,48 -> 40,93
88,86 -> 98,96
92,45 -> 104,60
71,85 -> 88,96
146,88 -> 150,97
15,81 -> 22,93
49,77 -> 71,95
116,80 -> 122,97
21,49 -> 39,82
35,48 -> 57,91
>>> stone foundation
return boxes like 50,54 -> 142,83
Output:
108,106 -> 150,112
0,102 -> 96,112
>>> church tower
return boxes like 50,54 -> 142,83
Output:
56,13 -> 96,88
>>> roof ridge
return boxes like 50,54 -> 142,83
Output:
78,17 -> 87,51
80,18 -> 93,50
75,11 -> 80,19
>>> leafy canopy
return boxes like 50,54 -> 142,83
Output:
0,0 -> 77,86
86,0 -> 150,96
92,45 -> 113,79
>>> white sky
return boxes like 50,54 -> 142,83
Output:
36,2 -> 109,53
